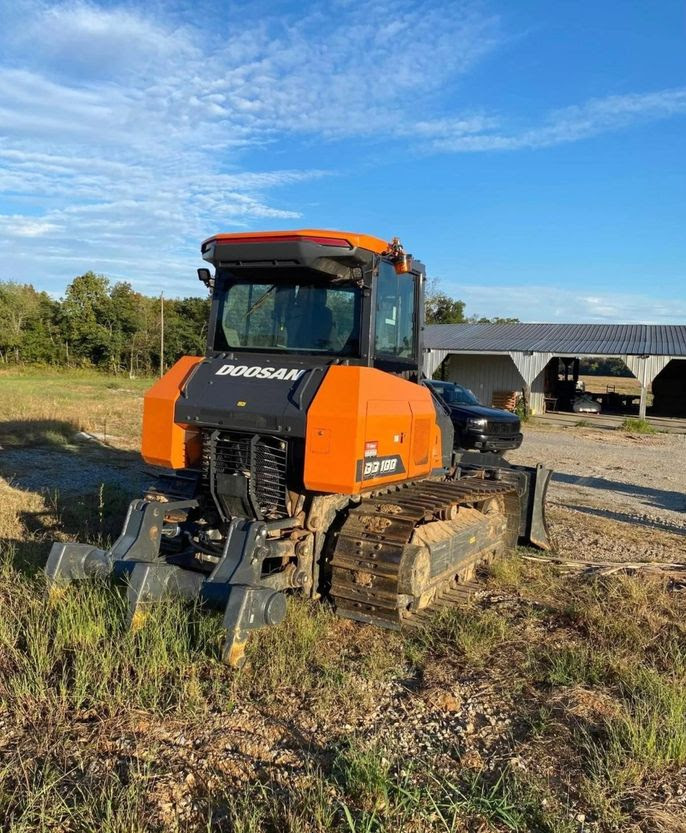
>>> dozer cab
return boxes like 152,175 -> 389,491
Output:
46,230 -> 551,667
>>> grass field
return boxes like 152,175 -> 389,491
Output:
0,367 -> 152,450
579,375 -> 643,396
0,369 -> 685,832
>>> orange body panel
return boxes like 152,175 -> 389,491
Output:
203,228 -> 389,255
142,356 -> 203,468
304,367 -> 443,494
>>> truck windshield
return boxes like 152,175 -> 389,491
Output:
432,384 -> 480,405
214,278 -> 362,355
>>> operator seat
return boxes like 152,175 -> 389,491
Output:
308,289 -> 333,349
288,287 -> 333,350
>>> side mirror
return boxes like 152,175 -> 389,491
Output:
197,268 -> 214,289
383,237 -> 413,274
394,254 -> 413,274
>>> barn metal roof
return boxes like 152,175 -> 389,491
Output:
424,323 -> 686,357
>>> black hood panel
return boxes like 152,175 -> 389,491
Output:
449,404 -> 520,422
174,354 -> 328,436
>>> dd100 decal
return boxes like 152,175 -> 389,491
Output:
355,455 -> 406,482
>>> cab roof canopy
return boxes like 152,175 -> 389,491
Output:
201,229 -> 390,276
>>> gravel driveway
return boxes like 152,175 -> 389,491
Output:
509,424 -> 686,562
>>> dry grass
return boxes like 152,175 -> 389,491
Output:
0,367 -> 150,451
488,560 -> 686,828
0,479 -> 46,543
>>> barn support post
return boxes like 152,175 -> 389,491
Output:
508,351 -> 553,415
522,383 -> 532,417
422,349 -> 449,379
639,384 -> 648,420
624,355 -> 671,421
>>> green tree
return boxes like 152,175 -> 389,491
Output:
0,282 -> 58,363
21,290 -> 61,363
470,316 -> 521,324
165,296 -> 211,360
425,288 -> 466,325
109,282 -> 147,374
60,272 -> 114,367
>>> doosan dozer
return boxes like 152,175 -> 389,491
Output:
46,230 -> 551,667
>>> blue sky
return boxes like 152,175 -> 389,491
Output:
0,0 -> 684,322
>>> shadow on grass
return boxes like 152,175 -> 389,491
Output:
0,417 -> 81,448
0,419 -> 148,577
2,482 -> 136,578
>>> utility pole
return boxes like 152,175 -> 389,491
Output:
160,291 -> 165,377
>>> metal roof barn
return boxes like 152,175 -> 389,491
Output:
423,323 -> 686,419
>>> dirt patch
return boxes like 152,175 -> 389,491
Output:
548,505 -> 686,562
546,684 -> 621,728
511,425 -> 686,562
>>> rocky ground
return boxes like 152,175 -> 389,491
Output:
510,422 -> 686,562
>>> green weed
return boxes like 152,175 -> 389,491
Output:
246,598 -> 402,711
532,643 -> 610,687
619,417 -> 657,434
333,742 -> 393,815
408,603 -> 511,666
429,769 -> 576,833
0,758 -> 154,833
601,665 -> 686,772
0,574 -> 230,717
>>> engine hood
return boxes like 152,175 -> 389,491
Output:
449,403 -> 520,423
174,353 -> 328,436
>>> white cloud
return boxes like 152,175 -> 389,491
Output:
5,0 -> 194,80
452,283 -> 686,324
0,0 -> 504,291
431,88 -> 686,151
0,215 -> 60,237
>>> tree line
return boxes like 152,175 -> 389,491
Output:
0,273 -> 210,375
424,288 -> 519,326
578,357 -> 633,377
0,274 -> 513,374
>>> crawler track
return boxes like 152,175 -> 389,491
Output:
328,476 -> 520,629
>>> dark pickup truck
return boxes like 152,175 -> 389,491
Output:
427,380 -> 523,454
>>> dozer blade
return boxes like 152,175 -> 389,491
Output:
43,499 -> 286,668
456,454 -> 553,551
522,464 -> 553,550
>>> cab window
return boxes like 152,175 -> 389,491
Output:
374,261 -> 416,359
215,278 -> 361,355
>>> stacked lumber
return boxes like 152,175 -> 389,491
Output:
492,390 -> 518,411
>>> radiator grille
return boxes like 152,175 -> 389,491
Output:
203,432 -> 289,519
213,433 -> 252,473
252,437 -> 289,517
485,420 -> 520,436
